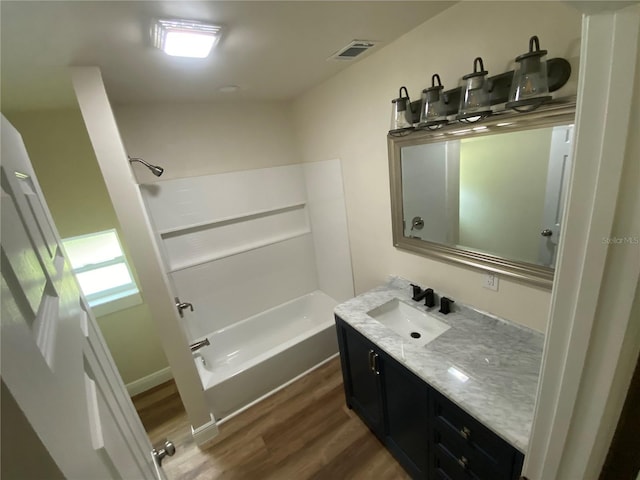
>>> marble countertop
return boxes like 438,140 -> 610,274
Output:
334,276 -> 544,453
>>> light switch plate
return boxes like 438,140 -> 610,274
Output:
483,273 -> 499,291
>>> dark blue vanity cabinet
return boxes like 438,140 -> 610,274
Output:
336,316 -> 431,479
335,316 -> 524,480
337,315 -> 385,435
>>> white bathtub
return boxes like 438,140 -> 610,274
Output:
193,290 -> 338,421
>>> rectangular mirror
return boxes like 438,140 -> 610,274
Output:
388,101 -> 575,289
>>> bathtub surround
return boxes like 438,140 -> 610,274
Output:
303,159 -> 354,303
140,161 -> 354,419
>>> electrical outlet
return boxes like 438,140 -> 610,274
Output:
482,273 -> 499,291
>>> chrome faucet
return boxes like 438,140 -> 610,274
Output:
189,338 -> 210,352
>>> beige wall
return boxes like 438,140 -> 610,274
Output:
4,108 -> 168,385
292,1 -> 582,332
459,128 -> 552,264
113,100 -> 298,182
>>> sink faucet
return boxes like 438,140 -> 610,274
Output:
410,284 -> 436,307
190,338 -> 210,352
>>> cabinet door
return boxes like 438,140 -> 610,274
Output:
382,353 -> 430,479
336,318 -> 383,436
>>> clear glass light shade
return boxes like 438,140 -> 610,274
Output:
458,58 -> 491,121
507,36 -> 552,110
460,76 -> 490,112
420,74 -> 447,127
510,57 -> 549,101
390,87 -> 413,132
390,98 -> 412,130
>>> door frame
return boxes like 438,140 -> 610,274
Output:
524,7 -> 640,479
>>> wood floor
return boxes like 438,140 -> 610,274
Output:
132,357 -> 410,480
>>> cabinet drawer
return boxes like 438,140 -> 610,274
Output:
434,426 -> 506,480
433,391 -> 520,475
433,443 -> 481,480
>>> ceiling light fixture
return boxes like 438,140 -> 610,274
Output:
152,19 -> 222,58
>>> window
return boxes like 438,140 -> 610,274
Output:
62,229 -> 141,315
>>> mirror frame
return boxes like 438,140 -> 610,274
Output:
388,99 -> 576,289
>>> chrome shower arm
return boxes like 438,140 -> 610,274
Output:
128,156 -> 164,177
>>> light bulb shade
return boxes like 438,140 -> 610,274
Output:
457,57 -> 491,122
390,86 -> 413,132
506,36 -> 552,111
419,74 -> 448,127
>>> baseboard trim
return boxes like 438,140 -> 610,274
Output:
191,413 -> 219,447
126,367 -> 173,397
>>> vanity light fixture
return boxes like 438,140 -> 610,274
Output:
152,19 -> 222,58
457,57 -> 492,123
506,36 -> 552,112
390,86 -> 414,135
419,74 -> 448,130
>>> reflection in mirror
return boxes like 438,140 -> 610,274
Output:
389,101 -> 576,288
401,124 -> 573,268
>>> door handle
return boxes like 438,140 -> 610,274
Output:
541,229 -> 553,237
175,297 -> 194,318
368,349 -> 375,373
373,353 -> 380,375
152,439 -> 175,467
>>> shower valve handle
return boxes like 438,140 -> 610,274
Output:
175,297 -> 194,318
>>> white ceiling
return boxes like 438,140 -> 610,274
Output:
1,1 -> 453,111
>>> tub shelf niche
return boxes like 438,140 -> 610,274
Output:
160,202 -> 311,273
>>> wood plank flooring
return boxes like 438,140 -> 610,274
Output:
133,357 -> 410,480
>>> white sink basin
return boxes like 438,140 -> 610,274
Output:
367,298 -> 451,346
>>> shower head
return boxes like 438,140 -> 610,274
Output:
128,156 -> 164,177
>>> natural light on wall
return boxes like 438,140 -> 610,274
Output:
62,229 -> 141,316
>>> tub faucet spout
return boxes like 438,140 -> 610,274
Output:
190,338 -> 210,352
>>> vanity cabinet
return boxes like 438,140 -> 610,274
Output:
431,390 -> 524,480
337,316 -> 385,435
336,316 -> 431,479
335,316 -> 524,480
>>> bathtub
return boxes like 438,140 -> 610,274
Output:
193,290 -> 339,421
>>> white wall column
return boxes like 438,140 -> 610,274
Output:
71,67 -> 217,442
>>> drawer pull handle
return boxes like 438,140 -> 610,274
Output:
460,426 -> 472,440
457,455 -> 469,470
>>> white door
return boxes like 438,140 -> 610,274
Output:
538,125 -> 574,267
0,116 -> 167,479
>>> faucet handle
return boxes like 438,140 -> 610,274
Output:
175,297 -> 194,318
439,296 -> 454,315
410,283 -> 423,300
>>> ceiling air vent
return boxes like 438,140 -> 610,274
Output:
329,40 -> 377,61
